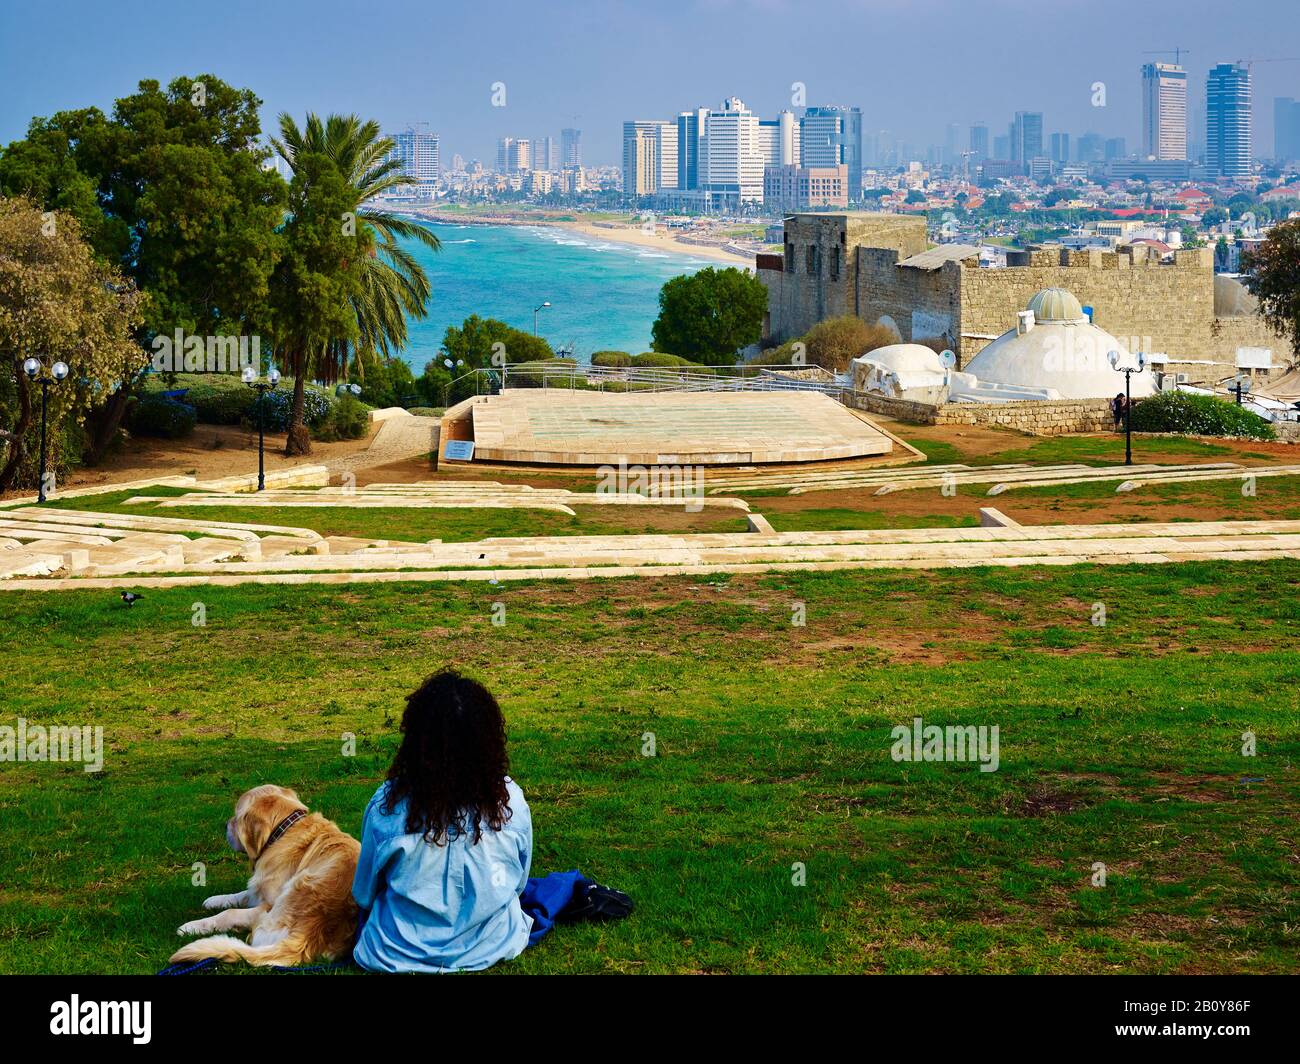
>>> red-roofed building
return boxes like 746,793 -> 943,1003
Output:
1261,183 -> 1300,202
1173,188 -> 1213,210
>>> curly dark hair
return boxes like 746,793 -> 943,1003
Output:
382,669 -> 512,845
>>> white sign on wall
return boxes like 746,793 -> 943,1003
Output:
1236,347 -> 1273,370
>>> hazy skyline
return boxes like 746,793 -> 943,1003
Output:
3,0 -> 1299,164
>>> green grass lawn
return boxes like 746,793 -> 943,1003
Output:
1,561 -> 1296,974
34,487 -> 751,542
903,433 -> 1268,468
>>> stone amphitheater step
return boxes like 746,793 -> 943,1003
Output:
867,463 -> 1240,496
16,540 -> 92,571
12,506 -> 321,541
0,549 -> 65,579
78,540 -> 187,577
257,536 -> 332,560
148,491 -> 750,512
0,520 -> 121,544
323,536 -> 429,555
0,475 -> 196,510
149,494 -> 578,514
6,519 -> 1298,588
181,537 -> 257,564
1113,465 -> 1300,492
192,465 -> 330,492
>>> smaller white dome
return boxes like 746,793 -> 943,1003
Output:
1026,288 -> 1086,323
854,343 -> 944,373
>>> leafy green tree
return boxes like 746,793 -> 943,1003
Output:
270,113 -> 439,451
267,152 -> 363,454
1243,218 -> 1300,356
650,267 -> 767,366
442,314 -> 553,368
0,76 -> 286,459
0,199 -> 145,491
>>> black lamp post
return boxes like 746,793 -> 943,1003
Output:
1231,375 -> 1251,406
22,357 -> 70,502
242,364 -> 281,491
1108,349 -> 1148,467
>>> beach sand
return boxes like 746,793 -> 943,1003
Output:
556,218 -> 756,268
402,206 -> 756,269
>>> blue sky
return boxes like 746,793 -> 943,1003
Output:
2,0 -> 1298,164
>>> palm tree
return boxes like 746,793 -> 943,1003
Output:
272,113 -> 440,453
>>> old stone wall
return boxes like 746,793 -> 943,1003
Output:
759,213 -> 926,342
854,248 -> 962,348
844,391 -> 1113,436
763,215 -> 1300,382
957,247 -> 1217,366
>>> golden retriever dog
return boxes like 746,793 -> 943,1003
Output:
169,784 -> 360,967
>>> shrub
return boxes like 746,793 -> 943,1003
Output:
801,317 -> 903,371
128,396 -> 197,439
1130,391 -> 1275,440
631,352 -> 698,369
406,407 -> 442,417
142,372 -> 256,424
254,388 -> 333,432
591,351 -> 632,367
314,394 -> 371,442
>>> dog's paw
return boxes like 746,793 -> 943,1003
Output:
177,919 -> 214,937
201,894 -> 232,911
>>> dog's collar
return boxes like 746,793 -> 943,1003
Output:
261,809 -> 307,857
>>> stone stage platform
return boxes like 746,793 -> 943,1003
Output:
441,390 -> 895,465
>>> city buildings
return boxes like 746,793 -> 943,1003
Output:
802,105 -> 864,196
1141,62 -> 1188,161
1206,62 -> 1252,178
762,164 -> 850,212
1010,111 -> 1043,165
622,120 -> 678,196
700,97 -> 762,204
561,127 -> 582,168
388,126 -> 440,189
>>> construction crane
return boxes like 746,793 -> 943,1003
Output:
1233,56 -> 1300,69
1143,47 -> 1191,65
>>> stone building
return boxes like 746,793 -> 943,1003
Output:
756,212 -> 1291,385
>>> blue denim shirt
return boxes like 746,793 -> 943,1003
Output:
351,778 -> 533,973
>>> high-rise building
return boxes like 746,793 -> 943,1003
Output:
561,128 -> 582,168
701,97 -> 764,203
1141,62 -> 1188,161
944,123 -> 962,166
1104,137 -> 1127,161
758,111 -> 800,168
1206,63 -> 1252,178
993,133 -> 1010,161
531,137 -> 557,172
1274,97 -> 1300,161
969,123 -> 989,161
506,138 -> 531,172
1050,132 -> 1070,163
801,105 -> 863,196
1077,132 -> 1105,163
388,127 -> 440,187
621,120 -> 677,198
1010,111 -> 1043,165
676,108 -> 708,190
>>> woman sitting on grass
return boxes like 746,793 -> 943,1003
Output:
352,669 -> 533,973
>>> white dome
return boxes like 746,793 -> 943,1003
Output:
853,344 -> 944,373
964,319 -> 1157,400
